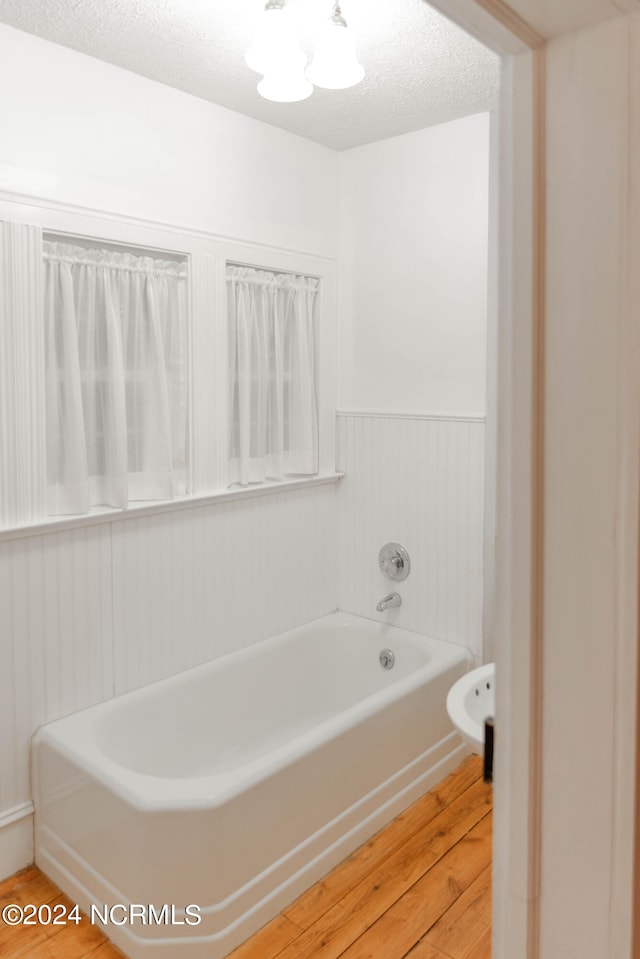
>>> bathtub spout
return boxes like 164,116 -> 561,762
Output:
376,592 -> 401,612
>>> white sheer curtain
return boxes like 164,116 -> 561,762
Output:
227,265 -> 318,486
44,241 -> 187,514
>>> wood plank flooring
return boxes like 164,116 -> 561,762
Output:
0,756 -> 491,959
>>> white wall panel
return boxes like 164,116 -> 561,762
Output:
111,484 -> 338,692
0,525 -> 113,818
337,413 -> 484,658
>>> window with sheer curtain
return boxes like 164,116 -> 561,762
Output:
227,265 -> 319,487
43,240 -> 188,514
0,218 -> 330,532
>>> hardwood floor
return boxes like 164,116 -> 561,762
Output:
0,865 -> 125,959
0,756 -> 491,959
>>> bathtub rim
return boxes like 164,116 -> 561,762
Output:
33,611 -> 470,812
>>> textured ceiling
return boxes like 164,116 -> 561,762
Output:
0,0 -> 500,151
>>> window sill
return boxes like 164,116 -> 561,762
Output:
0,473 -> 344,543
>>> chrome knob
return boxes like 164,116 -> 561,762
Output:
378,543 -> 411,582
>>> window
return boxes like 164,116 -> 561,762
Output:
226,264 -> 319,486
0,214 -> 336,532
43,239 -> 188,514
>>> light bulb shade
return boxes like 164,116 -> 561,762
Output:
246,3 -> 304,76
306,20 -> 364,90
258,62 -> 313,102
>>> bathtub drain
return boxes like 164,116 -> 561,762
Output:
379,649 -> 395,669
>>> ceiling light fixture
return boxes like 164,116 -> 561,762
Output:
306,2 -> 364,90
258,57 -> 313,102
245,0 -> 301,75
247,0 -> 365,103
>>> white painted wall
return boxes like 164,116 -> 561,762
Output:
338,112 -> 490,416
0,24 -> 339,257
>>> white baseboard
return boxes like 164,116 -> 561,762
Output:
0,803 -> 34,880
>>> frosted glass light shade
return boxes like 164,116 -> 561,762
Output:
305,19 -> 364,90
258,60 -> 313,102
246,3 -> 303,76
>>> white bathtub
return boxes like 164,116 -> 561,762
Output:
33,612 -> 469,959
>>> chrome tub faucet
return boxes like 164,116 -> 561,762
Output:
376,592 -> 401,612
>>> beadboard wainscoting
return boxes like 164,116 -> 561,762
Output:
111,488 -> 337,694
0,483 -> 338,878
337,413 -> 485,657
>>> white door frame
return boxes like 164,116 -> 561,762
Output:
423,3 -> 545,957
430,4 -> 640,958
